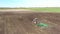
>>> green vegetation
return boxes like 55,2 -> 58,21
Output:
27,7 -> 60,12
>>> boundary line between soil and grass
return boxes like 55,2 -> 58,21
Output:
0,7 -> 60,13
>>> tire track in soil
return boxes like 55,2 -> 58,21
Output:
0,16 -> 6,34
5,16 -> 27,34
4,15 -> 41,34
18,17 -> 41,34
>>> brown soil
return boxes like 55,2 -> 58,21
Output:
0,11 -> 60,34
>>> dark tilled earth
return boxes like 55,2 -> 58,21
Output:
0,11 -> 60,34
